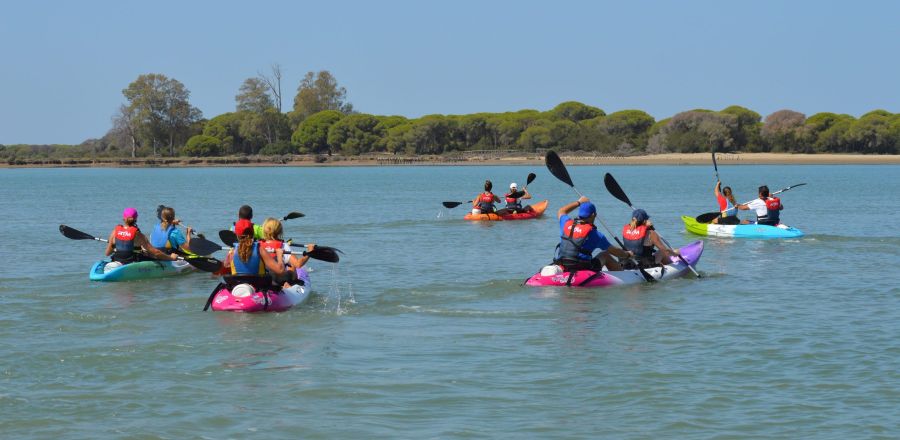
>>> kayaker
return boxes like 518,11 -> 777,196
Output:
104,207 -> 179,264
622,209 -> 679,268
503,182 -> 534,214
737,185 -> 783,226
235,204 -> 264,239
472,180 -> 502,215
259,217 -> 315,273
149,206 -> 194,253
555,196 -> 632,271
225,219 -> 297,287
711,181 -> 740,225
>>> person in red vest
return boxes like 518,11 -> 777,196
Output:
554,196 -> 632,271
737,185 -> 784,225
104,207 -> 178,264
622,209 -> 678,268
471,180 -> 502,214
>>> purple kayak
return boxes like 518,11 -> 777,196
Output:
524,240 -> 704,288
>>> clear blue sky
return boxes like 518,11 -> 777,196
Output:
1,0 -> 897,144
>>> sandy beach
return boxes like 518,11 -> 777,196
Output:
3,152 -> 899,168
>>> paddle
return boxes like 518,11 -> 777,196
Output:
58,225 -> 223,272
695,183 -> 807,223
218,230 -> 342,263
183,236 -> 226,256
712,150 -> 721,182
603,173 -> 701,278
442,200 -> 472,209
544,151 -> 655,283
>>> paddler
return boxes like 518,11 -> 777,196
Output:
149,206 -> 194,253
104,207 -> 178,264
737,185 -> 783,225
711,181 -> 740,225
622,209 -> 678,268
471,180 -> 502,215
503,182 -> 534,214
259,217 -> 315,276
224,219 -> 297,287
235,205 -> 264,239
554,196 -> 632,271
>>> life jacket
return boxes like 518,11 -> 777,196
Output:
231,242 -> 266,276
149,222 -> 177,250
622,224 -> 654,258
505,192 -> 522,211
717,194 -> 737,217
557,219 -> 595,261
113,225 -> 138,263
260,239 -> 284,259
477,192 -> 496,213
761,197 -> 782,224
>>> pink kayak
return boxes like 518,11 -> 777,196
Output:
208,268 -> 312,312
524,240 -> 704,287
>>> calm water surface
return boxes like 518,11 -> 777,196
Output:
1,165 -> 899,438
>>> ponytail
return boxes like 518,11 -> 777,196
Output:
237,234 -> 254,263
159,207 -> 175,230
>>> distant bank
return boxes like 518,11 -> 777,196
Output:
2,153 -> 899,169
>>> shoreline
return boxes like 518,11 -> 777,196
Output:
2,152 -> 899,169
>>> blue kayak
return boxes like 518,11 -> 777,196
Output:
682,215 -> 804,238
89,259 -> 195,282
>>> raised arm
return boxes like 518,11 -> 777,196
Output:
557,196 -> 588,219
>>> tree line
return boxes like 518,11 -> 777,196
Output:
3,69 -> 899,162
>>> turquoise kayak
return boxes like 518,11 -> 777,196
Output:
89,259 -> 195,282
682,215 -> 804,238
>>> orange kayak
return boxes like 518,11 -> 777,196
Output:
464,200 -> 549,221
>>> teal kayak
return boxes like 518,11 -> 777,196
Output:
89,259 -> 195,282
682,215 -> 804,239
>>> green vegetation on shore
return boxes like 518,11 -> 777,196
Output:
3,69 -> 899,164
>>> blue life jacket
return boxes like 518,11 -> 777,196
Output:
722,199 -> 737,217
231,242 -> 265,276
149,222 -> 177,250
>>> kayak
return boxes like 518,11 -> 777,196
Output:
524,240 -> 704,288
681,215 -> 804,238
464,200 -> 549,221
210,268 -> 312,313
89,259 -> 195,282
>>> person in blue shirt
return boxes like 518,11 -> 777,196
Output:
554,196 -> 633,272
149,206 -> 194,254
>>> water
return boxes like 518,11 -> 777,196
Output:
1,165 -> 899,438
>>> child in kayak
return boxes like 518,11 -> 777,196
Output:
472,180 -> 502,215
737,185 -> 784,225
105,207 -> 179,264
711,181 -> 740,225
259,217 -> 315,275
224,220 -> 297,287
501,182 -> 534,214
622,209 -> 679,268
235,205 -> 264,239
149,206 -> 194,254
554,196 -> 633,271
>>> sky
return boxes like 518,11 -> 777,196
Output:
0,0 -> 897,145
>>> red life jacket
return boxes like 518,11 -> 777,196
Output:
260,239 -> 284,259
476,192 -> 496,212
113,225 -> 138,263
622,224 -> 652,257
505,192 -> 522,210
557,219 -> 595,261
765,197 -> 781,211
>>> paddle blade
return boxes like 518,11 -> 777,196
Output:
307,246 -> 342,263
186,237 -> 225,256
59,225 -> 97,241
443,201 -> 464,209
219,230 -> 237,246
282,212 -> 305,221
695,212 -> 720,224
545,151 -> 575,188
603,173 -> 632,207
182,256 -> 223,273
711,151 -> 719,173
525,172 -> 536,186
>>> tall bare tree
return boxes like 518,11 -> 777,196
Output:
258,64 -> 283,113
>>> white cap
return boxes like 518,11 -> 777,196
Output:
510,182 -> 518,189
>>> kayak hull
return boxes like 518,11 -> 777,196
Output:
210,268 -> 312,313
681,215 -> 804,238
464,200 -> 549,221
524,240 -> 704,288
89,259 -> 195,282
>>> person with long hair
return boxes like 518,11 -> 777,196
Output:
104,207 -> 178,264
149,206 -> 194,253
622,209 -> 678,268
711,181 -> 740,225
472,180 -> 502,215
224,220 -> 296,287
259,217 -> 315,274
